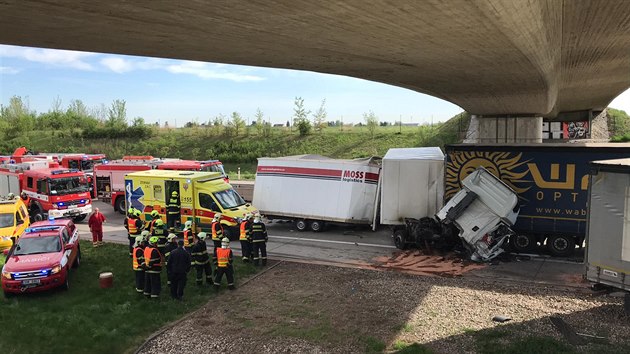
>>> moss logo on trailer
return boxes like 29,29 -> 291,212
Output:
445,151 -> 531,200
125,179 -> 145,212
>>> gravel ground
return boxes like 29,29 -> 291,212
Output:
138,261 -> 630,354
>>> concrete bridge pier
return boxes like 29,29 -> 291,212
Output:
464,115 -> 542,143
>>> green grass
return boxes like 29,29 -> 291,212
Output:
473,330 -> 576,354
0,240 -> 258,354
394,342 -> 434,354
363,336 -> 387,353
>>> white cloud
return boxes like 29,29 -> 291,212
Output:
100,57 -> 134,73
0,66 -> 20,74
0,45 -> 95,70
166,61 -> 265,82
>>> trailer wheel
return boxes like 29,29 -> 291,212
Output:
510,234 -> 536,253
393,229 -> 408,250
547,234 -> 575,257
310,220 -> 325,232
115,197 -> 126,215
295,219 -> 308,232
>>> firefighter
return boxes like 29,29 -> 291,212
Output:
210,213 -> 224,260
124,208 -> 144,256
152,218 -> 168,255
239,214 -> 253,262
147,210 -> 161,233
191,232 -> 212,285
20,191 -> 31,213
167,240 -> 191,300
166,191 -> 181,231
132,235 -> 146,293
251,215 -> 268,266
143,236 -> 163,299
164,233 -> 178,286
182,220 -> 194,253
214,237 -> 235,290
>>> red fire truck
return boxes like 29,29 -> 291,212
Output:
0,161 -> 92,222
157,159 -> 228,180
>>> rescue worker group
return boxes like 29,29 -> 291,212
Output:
125,199 -> 268,300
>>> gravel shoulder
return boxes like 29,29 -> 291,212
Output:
139,261 -> 630,353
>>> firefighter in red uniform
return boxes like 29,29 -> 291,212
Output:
143,236 -> 163,298
214,237 -> 235,290
132,235 -> 146,293
239,214 -> 253,262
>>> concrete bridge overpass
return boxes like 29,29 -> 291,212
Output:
1,0 -> 629,142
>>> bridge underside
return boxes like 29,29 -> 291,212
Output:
1,0 -> 629,120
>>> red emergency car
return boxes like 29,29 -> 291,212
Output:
1,218 -> 81,296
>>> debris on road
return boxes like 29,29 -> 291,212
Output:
491,315 -> 511,323
371,250 -> 486,277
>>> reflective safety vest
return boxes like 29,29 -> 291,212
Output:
148,219 -> 158,234
183,229 -> 193,247
128,217 -> 140,235
239,221 -> 250,241
132,247 -> 144,271
211,222 -> 223,241
216,248 -> 231,268
144,246 -> 163,272
167,197 -> 180,214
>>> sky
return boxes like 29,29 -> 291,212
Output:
1,44 -> 629,127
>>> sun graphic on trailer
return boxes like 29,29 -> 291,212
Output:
445,151 -> 532,200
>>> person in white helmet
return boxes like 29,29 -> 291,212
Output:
182,220 -> 194,253
210,213 -> 224,260
214,237 -> 235,290
251,215 -> 268,266
191,232 -> 212,285
238,214 -> 253,262
164,233 -> 178,286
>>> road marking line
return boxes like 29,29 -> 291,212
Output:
268,235 -> 396,249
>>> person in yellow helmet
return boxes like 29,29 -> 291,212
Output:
143,236 -> 163,298
166,190 -> 181,232
124,207 -> 144,257
152,218 -> 168,255
147,209 -> 160,234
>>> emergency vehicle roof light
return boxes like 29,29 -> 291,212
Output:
27,226 -> 61,232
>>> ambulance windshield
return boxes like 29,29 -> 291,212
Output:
49,176 -> 90,195
213,189 -> 245,209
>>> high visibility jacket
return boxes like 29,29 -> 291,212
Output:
216,248 -> 232,268
132,247 -> 145,271
147,219 -> 158,234
191,240 -> 210,265
144,246 -> 163,273
166,197 -> 180,215
239,221 -> 251,241
152,225 -> 167,245
164,242 -> 178,264
211,222 -> 223,241
251,222 -> 268,242
183,229 -> 193,247
127,217 -> 141,235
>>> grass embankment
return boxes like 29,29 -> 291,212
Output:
0,240 -> 257,354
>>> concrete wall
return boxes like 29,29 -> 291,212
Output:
465,116 -> 542,143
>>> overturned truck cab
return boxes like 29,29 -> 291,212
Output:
393,167 -> 520,262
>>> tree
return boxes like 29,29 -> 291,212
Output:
254,108 -> 264,135
292,97 -> 311,136
0,96 -> 36,138
107,99 -> 128,128
312,99 -> 327,132
263,120 -> 272,137
363,110 -> 379,137
230,111 -> 245,136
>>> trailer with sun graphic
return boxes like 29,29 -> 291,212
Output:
445,143 -> 630,257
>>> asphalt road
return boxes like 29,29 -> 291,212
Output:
77,201 -> 397,265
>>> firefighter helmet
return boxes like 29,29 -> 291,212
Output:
167,233 -> 177,241
128,207 -> 135,215
149,236 -> 158,244
7,193 -> 15,200
135,209 -> 142,217
197,232 -> 207,240
134,235 -> 144,247
155,219 -> 164,226
184,220 -> 192,229
213,213 -> 222,221
221,237 -> 230,248
150,210 -> 159,218
171,191 -> 178,197
141,230 -> 150,240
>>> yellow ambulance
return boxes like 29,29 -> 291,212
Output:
124,170 -> 256,237
0,197 -> 30,250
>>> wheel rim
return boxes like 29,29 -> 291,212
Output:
553,238 -> 568,251
395,235 -> 403,247
311,222 -> 321,231
296,221 -> 306,230
516,235 -> 530,249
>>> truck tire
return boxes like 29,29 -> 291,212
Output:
547,234 -> 575,257
393,229 -> 408,250
61,270 -> 70,291
115,197 -> 126,215
31,207 -> 45,222
73,214 -> 87,223
72,246 -> 81,269
296,219 -> 307,232
309,220 -> 325,232
510,234 -> 536,253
